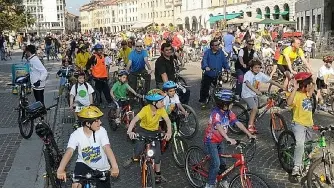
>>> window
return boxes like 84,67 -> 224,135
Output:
164,11 -> 166,17
172,10 -> 174,16
168,11 -> 170,17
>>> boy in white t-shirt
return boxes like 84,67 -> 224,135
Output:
316,56 -> 334,110
57,106 -> 119,187
69,72 -> 94,128
241,60 -> 284,133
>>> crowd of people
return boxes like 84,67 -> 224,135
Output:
14,24 -> 334,187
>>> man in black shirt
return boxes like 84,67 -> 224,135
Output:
44,33 -> 53,61
155,42 -> 190,104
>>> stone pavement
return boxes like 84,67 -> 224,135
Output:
53,58 -> 334,188
0,52 -> 61,188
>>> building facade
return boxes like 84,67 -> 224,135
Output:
182,0 -> 296,30
117,0 -> 138,31
295,0 -> 334,37
65,12 -> 80,33
23,0 -> 66,34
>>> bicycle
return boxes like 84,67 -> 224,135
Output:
134,133 -> 165,188
230,91 -> 288,144
25,101 -> 61,187
161,112 -> 188,168
184,139 -> 268,188
175,104 -> 199,139
107,98 -> 135,131
277,125 -> 332,177
8,74 -> 34,139
68,170 -> 110,188
307,125 -> 334,187
134,73 -> 147,107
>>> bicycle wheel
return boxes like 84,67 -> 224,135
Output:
229,173 -> 270,188
228,103 -> 249,135
277,130 -> 296,173
107,109 -> 118,131
178,104 -> 199,139
172,136 -> 188,168
307,155 -> 334,188
44,149 -> 62,188
184,146 -> 208,188
221,70 -> 230,83
18,108 -> 34,139
144,163 -> 156,188
270,113 -> 288,144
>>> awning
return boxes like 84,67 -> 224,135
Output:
264,13 -> 270,16
281,11 -> 289,15
272,12 -> 280,15
131,22 -> 152,29
256,14 -> 262,19
209,13 -> 242,24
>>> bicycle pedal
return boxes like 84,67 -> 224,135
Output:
43,173 -> 48,178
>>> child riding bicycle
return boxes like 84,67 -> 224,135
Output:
287,72 -> 316,176
123,89 -> 172,184
69,72 -> 94,128
162,81 -> 188,116
57,58 -> 74,95
316,55 -> 334,111
109,70 -> 142,124
204,89 -> 256,188
57,106 -> 119,187
241,60 -> 284,133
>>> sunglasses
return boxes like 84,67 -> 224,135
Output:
136,45 -> 143,47
248,43 -> 254,46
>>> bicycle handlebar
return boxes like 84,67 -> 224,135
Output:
134,133 -> 165,141
69,170 -> 110,180
312,124 -> 334,132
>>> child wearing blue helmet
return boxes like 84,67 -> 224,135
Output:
162,81 -> 188,116
204,89 -> 256,188
124,89 -> 172,184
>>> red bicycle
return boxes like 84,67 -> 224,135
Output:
184,139 -> 269,188
108,98 -> 134,131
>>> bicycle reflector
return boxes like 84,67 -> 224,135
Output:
147,149 -> 154,157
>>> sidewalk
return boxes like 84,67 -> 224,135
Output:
0,53 -> 61,188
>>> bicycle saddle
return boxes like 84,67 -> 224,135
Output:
15,75 -> 29,84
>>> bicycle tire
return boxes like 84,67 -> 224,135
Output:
43,149 -> 61,188
184,146 -> 207,188
229,172 -> 270,188
145,163 -> 156,188
136,87 -> 145,108
229,103 -> 249,135
277,130 -> 296,173
18,108 -> 34,139
178,76 -> 188,86
172,136 -> 188,168
270,113 -> 288,144
307,155 -> 334,188
178,104 -> 199,139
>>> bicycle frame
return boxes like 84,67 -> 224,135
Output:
192,153 -> 248,183
141,142 -> 155,187
120,102 -> 134,125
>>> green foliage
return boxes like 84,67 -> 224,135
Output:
0,0 -> 36,32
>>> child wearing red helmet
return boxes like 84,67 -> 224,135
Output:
316,55 -> 334,110
287,72 -> 316,176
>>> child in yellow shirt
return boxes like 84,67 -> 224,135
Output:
123,89 -> 172,184
287,72 -> 316,176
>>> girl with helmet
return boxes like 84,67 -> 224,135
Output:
287,72 -> 315,176
57,106 -> 120,187
124,89 -> 172,184
162,81 -> 188,116
316,55 -> 334,110
109,70 -> 142,124
204,89 -> 255,188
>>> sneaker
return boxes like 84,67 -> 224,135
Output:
115,118 -> 121,124
291,166 -> 301,176
205,183 -> 215,188
220,180 -> 229,188
234,95 -> 240,102
248,125 -> 258,134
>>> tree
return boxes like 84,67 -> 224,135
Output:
0,0 -> 35,32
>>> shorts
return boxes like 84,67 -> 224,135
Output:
134,126 -> 161,164
73,162 -> 110,188
277,64 -> 290,73
316,78 -> 327,90
243,97 -> 259,109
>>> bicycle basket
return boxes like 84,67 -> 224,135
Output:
26,101 -> 47,119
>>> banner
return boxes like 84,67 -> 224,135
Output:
11,63 -> 30,94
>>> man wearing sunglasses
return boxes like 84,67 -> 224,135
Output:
234,39 -> 258,99
126,41 -> 153,94
199,39 -> 230,107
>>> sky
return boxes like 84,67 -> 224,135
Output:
66,0 -> 90,15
